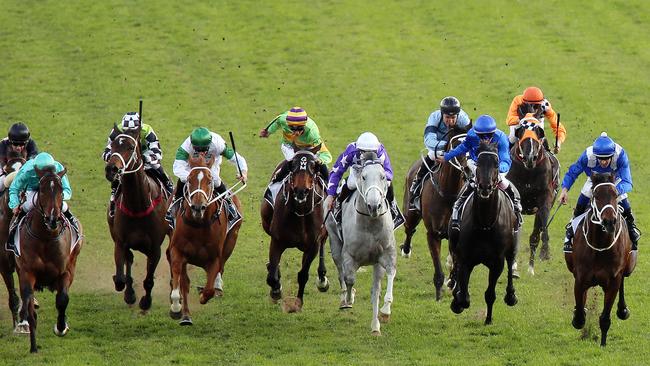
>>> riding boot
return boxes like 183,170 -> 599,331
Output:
109,180 -> 119,217
215,182 -> 239,224
387,184 -> 405,229
503,183 -> 523,232
334,183 -> 352,225
6,209 -> 27,252
622,208 -> 641,251
271,161 -> 291,184
63,209 -> 80,234
409,156 -> 435,208
563,203 -> 589,253
165,179 -> 185,227
450,183 -> 474,233
155,166 -> 174,196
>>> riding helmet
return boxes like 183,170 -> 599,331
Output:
8,122 -> 30,143
356,132 -> 381,151
121,112 -> 141,130
190,127 -> 212,148
593,132 -> 616,158
522,87 -> 544,104
474,115 -> 497,134
34,152 -> 56,169
440,96 -> 461,116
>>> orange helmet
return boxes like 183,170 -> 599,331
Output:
522,87 -> 544,104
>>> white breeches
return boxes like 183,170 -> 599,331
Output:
281,143 -> 295,161
467,160 -> 510,189
579,177 -> 627,201
22,191 -> 69,212
427,149 -> 444,160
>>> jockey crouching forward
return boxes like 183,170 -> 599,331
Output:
0,122 -> 39,192
325,132 -> 404,229
166,127 -> 248,227
559,132 -> 640,252
7,152 -> 79,249
438,115 -> 523,233
259,107 -> 331,182
102,112 -> 174,216
408,96 -> 471,208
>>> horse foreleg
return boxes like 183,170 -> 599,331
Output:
123,249 -> 136,305
342,251 -> 359,307
54,274 -> 71,337
328,229 -> 349,308
616,277 -> 630,320
296,246 -> 318,309
572,280 -> 587,330
600,279 -> 620,347
537,204 -> 551,261
484,259 -> 505,325
113,243 -> 126,292
528,213 -> 542,275
370,263 -> 385,335
200,259 -> 221,304
179,263 -> 192,326
316,241 -> 329,292
450,262 -> 472,314
504,249 -> 518,307
426,230 -> 445,301
1,267 -> 20,327
139,246 -> 161,311
169,247 -> 183,320
400,211 -> 421,257
266,239 -> 284,302
379,254 -> 396,324
19,273 -> 37,353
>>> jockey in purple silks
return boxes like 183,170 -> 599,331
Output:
326,132 -> 404,227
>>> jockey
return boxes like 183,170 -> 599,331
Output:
408,96 -> 471,207
167,127 -> 248,222
506,86 -> 566,153
559,132 -> 640,252
7,152 -> 79,247
326,132 -> 402,225
259,107 -> 331,182
437,115 -> 523,232
102,112 -> 174,214
0,122 -> 39,191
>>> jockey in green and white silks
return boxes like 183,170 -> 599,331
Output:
102,112 -> 174,205
7,152 -> 79,248
166,127 -> 248,225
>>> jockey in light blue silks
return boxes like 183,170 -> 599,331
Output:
326,132 -> 403,227
408,96 -> 471,208
437,114 -> 523,232
7,152 -> 79,249
559,132 -> 640,252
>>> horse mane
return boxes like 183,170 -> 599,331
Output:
591,172 -> 615,185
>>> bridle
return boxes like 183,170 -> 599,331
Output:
283,152 -> 324,217
515,127 -> 545,166
582,182 -> 623,251
110,134 -> 143,176
184,166 -> 223,206
354,159 -> 388,217
476,151 -> 499,199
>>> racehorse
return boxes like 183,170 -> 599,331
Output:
565,172 -> 636,346
325,152 -> 396,335
105,125 -> 170,311
507,121 -> 560,275
168,153 -> 242,325
449,141 -> 518,324
401,125 -> 468,300
0,150 -> 27,328
15,166 -> 83,353
261,150 -> 328,311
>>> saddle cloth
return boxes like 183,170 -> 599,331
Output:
570,211 -> 589,235
6,215 -> 82,257
263,177 -> 289,208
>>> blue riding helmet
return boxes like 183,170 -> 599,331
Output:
593,132 -> 616,158
34,152 -> 56,169
474,114 -> 497,135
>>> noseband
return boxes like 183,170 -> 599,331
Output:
582,182 -> 623,251
283,153 -> 324,217
110,134 -> 143,176
184,167 -> 221,206
476,151 -> 499,198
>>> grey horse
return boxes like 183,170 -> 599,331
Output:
325,154 -> 397,335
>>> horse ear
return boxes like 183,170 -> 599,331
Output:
58,168 -> 67,179
34,166 -> 44,178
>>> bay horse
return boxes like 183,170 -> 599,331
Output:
168,153 -> 242,325
507,121 -> 560,275
401,125 -> 468,300
105,125 -> 170,311
449,141 -> 518,324
0,150 -> 27,328
325,152 -> 396,335
15,166 -> 83,353
261,150 -> 328,311
565,172 -> 635,346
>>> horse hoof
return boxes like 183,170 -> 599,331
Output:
179,316 -> 193,326
270,288 -> 282,302
124,289 -> 136,305
169,310 -> 182,320
527,265 -> 535,276
339,301 -> 352,310
53,323 -> 69,337
14,320 -> 30,335
139,296 -> 152,311
617,307 -> 630,320
484,317 -> 492,325
512,270 -> 520,279
33,297 -> 40,309
113,275 -> 126,292
539,247 -> 551,261
371,330 -> 381,337
316,277 -> 330,292
505,293 -> 518,307
379,312 -> 391,323
572,309 -> 586,329
450,301 -> 464,314
215,289 -> 224,297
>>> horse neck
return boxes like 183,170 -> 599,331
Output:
472,189 -> 501,228
438,162 -> 464,195
120,168 -> 155,209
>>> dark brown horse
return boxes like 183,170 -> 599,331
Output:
0,150 -> 27,328
105,126 -> 170,311
507,122 -> 560,275
402,125 -> 468,300
565,173 -> 636,346
168,153 -> 242,325
15,167 -> 83,353
261,151 -> 327,311
449,141 -> 518,324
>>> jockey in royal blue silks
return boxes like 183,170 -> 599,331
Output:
326,132 -> 403,227
408,96 -> 471,209
437,114 -> 523,232
559,132 -> 640,252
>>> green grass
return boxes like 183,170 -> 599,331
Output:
0,0 -> 649,364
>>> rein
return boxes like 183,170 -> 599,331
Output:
110,134 -> 143,175
425,132 -> 467,198
582,182 -> 624,252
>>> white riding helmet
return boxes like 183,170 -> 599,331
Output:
356,132 -> 381,151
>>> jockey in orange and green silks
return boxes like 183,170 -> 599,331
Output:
259,107 -> 332,183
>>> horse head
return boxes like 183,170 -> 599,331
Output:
353,151 -> 388,217
590,173 -> 619,234
5,150 -> 26,173
476,140 -> 500,200
288,150 -> 320,206
514,123 -> 545,169
185,152 -> 216,220
34,166 -> 66,231
105,124 -> 142,182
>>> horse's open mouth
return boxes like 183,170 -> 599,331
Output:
478,190 -> 492,199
